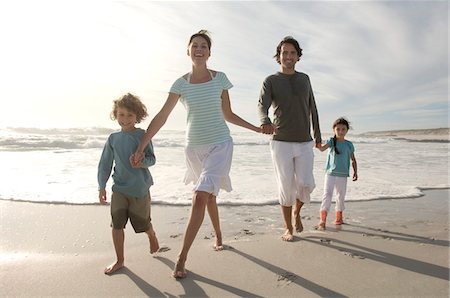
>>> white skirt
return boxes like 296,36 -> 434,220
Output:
183,139 -> 233,197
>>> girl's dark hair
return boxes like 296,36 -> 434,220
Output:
331,117 -> 351,155
274,36 -> 303,64
111,93 -> 148,123
188,30 -> 212,50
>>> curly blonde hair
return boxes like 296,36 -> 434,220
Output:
110,93 -> 148,123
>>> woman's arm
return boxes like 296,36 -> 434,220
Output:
132,93 -> 179,167
221,90 -> 260,133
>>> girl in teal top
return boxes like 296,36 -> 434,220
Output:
316,117 -> 358,230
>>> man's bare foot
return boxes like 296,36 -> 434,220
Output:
104,261 -> 124,275
294,215 -> 303,233
148,230 -> 160,254
281,229 -> 294,241
315,222 -> 326,231
172,257 -> 187,279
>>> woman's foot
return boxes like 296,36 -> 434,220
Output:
172,257 -> 187,279
104,261 -> 124,275
213,234 -> 224,251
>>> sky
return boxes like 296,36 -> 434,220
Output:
0,0 -> 448,133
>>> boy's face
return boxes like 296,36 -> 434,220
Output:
116,107 -> 137,132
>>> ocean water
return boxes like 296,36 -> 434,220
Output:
0,127 -> 448,206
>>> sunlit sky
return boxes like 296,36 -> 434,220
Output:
0,0 -> 448,133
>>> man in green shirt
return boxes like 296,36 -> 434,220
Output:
258,36 -> 322,241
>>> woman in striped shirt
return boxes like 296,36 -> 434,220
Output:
133,30 -> 260,279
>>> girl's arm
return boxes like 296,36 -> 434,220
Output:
133,93 -> 179,164
351,152 -> 358,181
221,90 -> 261,133
315,142 -> 329,152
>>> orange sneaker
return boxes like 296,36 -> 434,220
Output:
334,211 -> 343,225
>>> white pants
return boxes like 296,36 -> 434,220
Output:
270,140 -> 315,206
320,173 -> 348,212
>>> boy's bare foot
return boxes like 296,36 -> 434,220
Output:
148,230 -> 160,254
281,229 -> 294,241
172,257 -> 187,279
104,261 -> 124,275
294,215 -> 303,233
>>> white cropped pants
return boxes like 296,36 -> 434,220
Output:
320,173 -> 348,212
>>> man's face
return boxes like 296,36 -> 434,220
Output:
279,43 -> 299,70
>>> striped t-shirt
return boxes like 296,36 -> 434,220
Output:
170,71 -> 233,146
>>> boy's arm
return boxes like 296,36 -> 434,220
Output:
351,152 -> 358,181
98,138 -> 113,202
140,140 -> 156,168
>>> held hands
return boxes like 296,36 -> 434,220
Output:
130,152 -> 144,168
99,189 -> 107,205
260,123 -> 278,135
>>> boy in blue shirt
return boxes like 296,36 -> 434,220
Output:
98,93 -> 159,274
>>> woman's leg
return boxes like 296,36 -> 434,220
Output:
206,194 -> 223,250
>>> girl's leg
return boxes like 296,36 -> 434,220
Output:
320,174 -> 335,213
173,190 -> 209,278
104,228 -> 125,274
334,177 -> 347,212
206,194 -> 223,250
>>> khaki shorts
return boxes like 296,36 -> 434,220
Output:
110,191 -> 151,233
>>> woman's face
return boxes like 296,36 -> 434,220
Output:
188,36 -> 210,63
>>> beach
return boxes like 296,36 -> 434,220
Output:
1,188 -> 448,297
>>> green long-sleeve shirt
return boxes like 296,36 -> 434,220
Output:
98,128 -> 155,199
258,71 -> 322,143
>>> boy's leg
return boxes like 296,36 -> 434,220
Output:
104,228 -> 125,274
145,223 -> 159,254
174,190 -> 209,278
206,194 -> 223,250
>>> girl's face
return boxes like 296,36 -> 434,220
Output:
333,123 -> 348,140
116,107 -> 137,132
188,36 -> 210,64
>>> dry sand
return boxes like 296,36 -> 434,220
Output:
1,189 -> 449,297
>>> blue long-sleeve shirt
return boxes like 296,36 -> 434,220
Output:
97,128 -> 155,199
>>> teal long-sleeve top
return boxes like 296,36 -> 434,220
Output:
97,128 -> 155,199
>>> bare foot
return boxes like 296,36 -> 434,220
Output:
104,261 -> 124,275
213,235 -> 223,251
315,222 -> 326,231
281,229 -> 294,241
148,230 -> 160,254
294,215 -> 303,233
172,257 -> 187,279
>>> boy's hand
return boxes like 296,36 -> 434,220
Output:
130,153 -> 143,168
99,189 -> 107,204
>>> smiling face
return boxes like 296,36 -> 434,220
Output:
116,107 -> 137,132
188,36 -> 210,65
279,43 -> 299,72
333,123 -> 349,140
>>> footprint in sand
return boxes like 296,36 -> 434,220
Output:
320,239 -> 332,244
157,246 -> 171,253
277,271 -> 298,286
170,233 -> 183,238
362,233 -> 392,240
339,249 -> 365,259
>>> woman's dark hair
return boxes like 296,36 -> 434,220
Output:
274,36 -> 303,64
331,117 -> 351,155
188,30 -> 212,50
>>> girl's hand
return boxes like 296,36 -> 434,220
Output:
353,173 -> 358,181
99,189 -> 107,204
